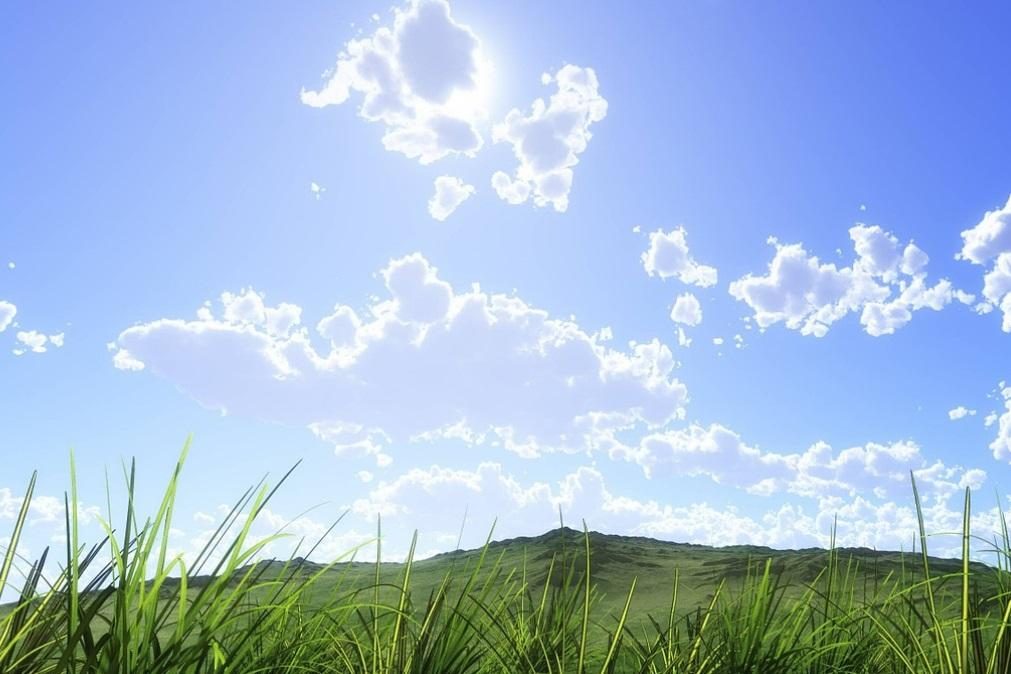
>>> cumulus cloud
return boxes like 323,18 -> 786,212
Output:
491,65 -> 607,212
12,330 -> 64,356
0,487 -> 100,527
959,194 -> 1011,265
0,301 -> 15,332
349,458 -> 989,554
428,176 -> 475,221
990,383 -> 1011,462
301,0 -> 490,165
730,225 -> 969,337
958,195 -> 1011,331
669,293 -> 702,326
948,406 -> 976,421
113,254 -> 688,464
641,227 -> 718,287
610,423 -> 980,505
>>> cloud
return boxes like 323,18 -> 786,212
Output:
948,406 -> 976,421
956,195 -> 1011,331
428,176 -> 475,221
301,0 -> 489,165
353,463 -> 549,525
0,487 -> 100,527
959,194 -> 1011,265
13,330 -> 64,356
113,253 -> 688,464
669,293 -> 702,326
615,423 -> 979,505
730,225 -> 969,337
348,459 -> 990,554
990,383 -> 1011,462
957,195 -> 1011,331
491,65 -> 607,212
641,227 -> 718,287
0,301 -> 15,332
310,182 -> 326,200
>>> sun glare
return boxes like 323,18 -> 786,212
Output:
439,52 -> 494,121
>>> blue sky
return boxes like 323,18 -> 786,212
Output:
3,0 -> 1011,567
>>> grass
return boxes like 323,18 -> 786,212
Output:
4,442 -> 1011,672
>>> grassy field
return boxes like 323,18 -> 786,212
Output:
4,444 -> 1011,673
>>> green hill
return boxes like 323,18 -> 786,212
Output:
175,526 -> 997,625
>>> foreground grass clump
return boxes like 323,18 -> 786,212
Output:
4,444 -> 1011,672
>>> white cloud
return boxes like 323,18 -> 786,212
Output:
0,301 -> 15,332
957,195 -> 1011,331
428,175 -> 475,221
669,293 -> 702,326
348,458 -> 989,554
113,253 -> 688,464
112,348 -> 145,371
712,337 -> 724,346
301,0 -> 490,165
730,225 -> 967,337
982,256 -> 1011,332
959,194 -> 1011,265
641,227 -> 718,287
990,383 -> 1011,462
353,463 -> 548,525
948,406 -> 976,421
491,65 -> 607,212
316,305 -> 362,349
601,423 -> 981,507
13,330 -> 64,355
490,172 -> 531,205
0,487 -> 99,526
310,182 -> 326,200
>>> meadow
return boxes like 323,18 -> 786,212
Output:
3,443 -> 1011,673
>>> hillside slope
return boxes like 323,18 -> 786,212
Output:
184,526 -> 995,622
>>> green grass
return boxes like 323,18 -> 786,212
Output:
5,442 -> 1011,673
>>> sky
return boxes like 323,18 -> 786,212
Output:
3,0 -> 1011,572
